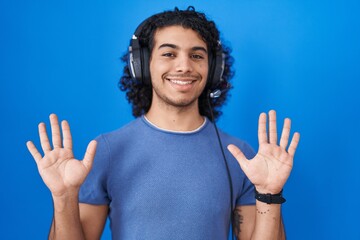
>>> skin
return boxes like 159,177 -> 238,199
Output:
27,25 -> 300,240
145,26 -> 209,131
27,114 -> 106,240
229,110 -> 300,239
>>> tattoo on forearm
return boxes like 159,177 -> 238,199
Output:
233,209 -> 243,237
256,208 -> 270,214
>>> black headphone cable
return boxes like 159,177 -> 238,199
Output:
207,93 -> 235,240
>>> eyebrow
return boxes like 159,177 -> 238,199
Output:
158,43 -> 208,53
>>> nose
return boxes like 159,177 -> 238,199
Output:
175,54 -> 193,73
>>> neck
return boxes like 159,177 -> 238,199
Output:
145,101 -> 205,132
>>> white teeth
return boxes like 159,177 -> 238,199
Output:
169,80 -> 193,85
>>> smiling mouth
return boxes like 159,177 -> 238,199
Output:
165,75 -> 198,86
168,79 -> 194,85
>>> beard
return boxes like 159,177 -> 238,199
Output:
151,84 -> 200,110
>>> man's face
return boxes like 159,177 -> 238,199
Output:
149,25 -> 209,109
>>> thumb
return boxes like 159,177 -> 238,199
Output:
227,144 -> 249,170
82,140 -> 97,171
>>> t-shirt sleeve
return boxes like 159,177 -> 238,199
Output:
235,142 -> 256,206
79,134 -> 111,205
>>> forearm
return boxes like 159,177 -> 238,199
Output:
251,200 -> 285,240
49,191 -> 85,240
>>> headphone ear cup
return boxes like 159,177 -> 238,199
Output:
129,37 -> 151,85
129,38 -> 143,82
210,49 -> 225,89
141,47 -> 151,85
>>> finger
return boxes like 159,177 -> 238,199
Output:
268,110 -> 277,144
258,112 -> 267,145
227,144 -> 249,170
62,120 -> 73,150
288,132 -> 300,157
279,118 -> 291,149
26,141 -> 42,163
38,122 -> 51,153
50,114 -> 62,148
82,140 -> 97,171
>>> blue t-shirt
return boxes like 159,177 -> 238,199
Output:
79,116 -> 255,239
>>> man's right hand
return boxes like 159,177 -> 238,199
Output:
26,113 -> 97,198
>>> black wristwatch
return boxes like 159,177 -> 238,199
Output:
255,189 -> 286,204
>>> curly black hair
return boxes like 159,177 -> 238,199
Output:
119,6 -> 234,121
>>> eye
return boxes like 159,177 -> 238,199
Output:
191,54 -> 205,60
162,52 -> 175,58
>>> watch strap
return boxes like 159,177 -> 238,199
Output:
255,189 -> 286,204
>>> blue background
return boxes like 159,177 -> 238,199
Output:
1,0 -> 359,239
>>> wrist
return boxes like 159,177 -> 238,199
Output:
51,186 -> 80,198
254,185 -> 283,195
52,190 -> 80,212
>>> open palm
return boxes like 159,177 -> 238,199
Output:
26,114 -> 97,197
228,110 -> 300,194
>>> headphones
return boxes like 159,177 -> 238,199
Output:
128,18 -> 228,98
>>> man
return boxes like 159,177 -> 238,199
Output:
27,7 -> 300,240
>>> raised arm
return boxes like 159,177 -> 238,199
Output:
228,110 -> 300,240
27,114 -> 107,240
